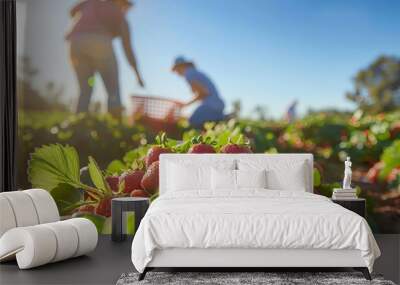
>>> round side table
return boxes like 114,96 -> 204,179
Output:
111,197 -> 150,242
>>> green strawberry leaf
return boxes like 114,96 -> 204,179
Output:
164,138 -> 178,148
50,183 -> 82,215
88,156 -> 109,194
313,167 -> 321,187
379,140 -> 400,179
117,180 -> 125,194
182,129 -> 200,141
28,144 -> 82,191
150,192 -> 159,202
173,140 -> 192,153
123,146 -> 150,165
101,217 -> 112,234
73,212 -> 106,234
155,132 -> 168,147
217,131 -> 232,147
131,159 -> 145,171
106,159 -> 126,175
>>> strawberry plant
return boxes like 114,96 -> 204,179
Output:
188,135 -> 216,153
220,135 -> 252,153
144,133 -> 172,168
28,144 -> 124,233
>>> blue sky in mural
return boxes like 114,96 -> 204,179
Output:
113,0 -> 400,117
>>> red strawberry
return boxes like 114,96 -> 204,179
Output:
141,161 -> 159,194
95,197 -> 112,217
145,133 -> 172,168
78,204 -> 95,213
221,143 -> 252,153
145,146 -> 171,168
188,135 -> 216,153
189,144 -> 216,153
130,189 -> 150,198
105,176 -> 119,193
120,170 -> 145,193
221,136 -> 252,153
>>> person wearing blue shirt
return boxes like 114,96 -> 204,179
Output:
172,56 -> 225,128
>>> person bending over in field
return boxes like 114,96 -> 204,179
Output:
66,0 -> 144,118
172,56 -> 225,128
285,100 -> 298,123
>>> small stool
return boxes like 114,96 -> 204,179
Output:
111,197 -> 149,242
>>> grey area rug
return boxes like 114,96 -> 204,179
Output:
116,272 -> 395,285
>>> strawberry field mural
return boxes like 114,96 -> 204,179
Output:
22,110 -> 400,234
16,0 -> 400,235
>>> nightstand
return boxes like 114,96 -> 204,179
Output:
331,198 -> 366,218
111,197 -> 150,242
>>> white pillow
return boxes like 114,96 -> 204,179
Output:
211,169 -> 267,190
167,163 -> 209,191
236,169 -> 267,189
266,164 -> 307,191
211,168 -> 236,190
167,160 -> 235,192
238,159 -> 308,191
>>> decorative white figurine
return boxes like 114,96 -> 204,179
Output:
343,156 -> 352,190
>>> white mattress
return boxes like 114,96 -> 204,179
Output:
131,190 -> 380,273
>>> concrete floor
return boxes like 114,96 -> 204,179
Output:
1,235 -> 399,285
373,234 -> 400,284
0,236 -> 134,285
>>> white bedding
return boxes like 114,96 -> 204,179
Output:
131,190 -> 380,273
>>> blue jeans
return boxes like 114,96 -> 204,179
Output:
189,104 -> 224,128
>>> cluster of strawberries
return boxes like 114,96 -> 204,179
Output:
189,135 -> 253,154
80,134 -> 252,217
92,153 -> 161,217
110,135 -> 252,197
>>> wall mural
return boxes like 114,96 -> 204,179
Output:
16,0 -> 400,233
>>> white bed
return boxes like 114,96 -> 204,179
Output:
131,154 -> 380,280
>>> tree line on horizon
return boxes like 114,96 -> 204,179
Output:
17,55 -> 400,117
